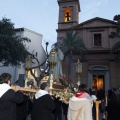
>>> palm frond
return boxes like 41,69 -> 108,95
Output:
111,41 -> 120,53
60,29 -> 87,58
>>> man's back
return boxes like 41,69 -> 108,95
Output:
0,89 -> 23,120
68,96 -> 92,120
31,94 -> 55,120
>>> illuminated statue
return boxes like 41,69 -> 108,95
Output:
53,48 -> 64,80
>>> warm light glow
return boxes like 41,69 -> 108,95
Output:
64,8 -> 71,22
92,75 -> 104,91
32,69 -> 38,77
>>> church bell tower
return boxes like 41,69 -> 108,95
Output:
57,0 -> 80,30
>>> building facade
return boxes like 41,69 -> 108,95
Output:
57,0 -> 119,92
0,28 -> 46,86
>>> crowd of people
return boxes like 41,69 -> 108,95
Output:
0,72 -> 120,120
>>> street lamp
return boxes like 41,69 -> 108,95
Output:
75,59 -> 82,86
25,55 -> 32,87
48,48 -> 57,89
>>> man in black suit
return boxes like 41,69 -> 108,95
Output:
0,73 -> 23,120
31,82 -> 55,120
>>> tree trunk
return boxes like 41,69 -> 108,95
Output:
67,53 -> 72,81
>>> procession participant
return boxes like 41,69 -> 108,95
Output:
0,73 -> 23,120
67,84 -> 92,120
31,82 -> 55,120
106,90 -> 120,120
53,97 -> 62,120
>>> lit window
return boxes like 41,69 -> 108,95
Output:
64,8 -> 71,22
94,33 -> 102,46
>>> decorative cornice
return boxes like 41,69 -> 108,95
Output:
71,17 -> 117,30
72,49 -> 111,55
58,21 -> 78,24
57,0 -> 80,12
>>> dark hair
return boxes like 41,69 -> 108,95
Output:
40,82 -> 49,90
0,73 -> 11,84
79,84 -> 88,92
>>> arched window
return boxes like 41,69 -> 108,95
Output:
64,8 -> 71,22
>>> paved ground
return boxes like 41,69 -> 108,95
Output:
26,112 -> 105,120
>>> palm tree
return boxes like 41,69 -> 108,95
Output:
59,29 -> 87,80
109,15 -> 120,54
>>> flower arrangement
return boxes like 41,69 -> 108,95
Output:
59,77 -> 78,93
52,88 -> 74,104
59,77 -> 72,88
52,77 -> 78,104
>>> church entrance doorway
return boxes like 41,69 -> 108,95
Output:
92,75 -> 104,92
88,65 -> 110,93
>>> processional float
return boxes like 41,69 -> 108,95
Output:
11,48 -> 102,120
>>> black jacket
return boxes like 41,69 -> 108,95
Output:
0,89 -> 23,120
106,102 -> 120,120
16,95 -> 32,120
31,94 -> 55,120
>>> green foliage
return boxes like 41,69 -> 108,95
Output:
109,15 -> 120,53
109,15 -> 120,39
59,77 -> 72,88
59,29 -> 87,57
0,17 -> 31,66
57,29 -> 87,79
59,78 -> 70,87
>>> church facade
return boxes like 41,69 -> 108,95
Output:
56,0 -> 119,92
